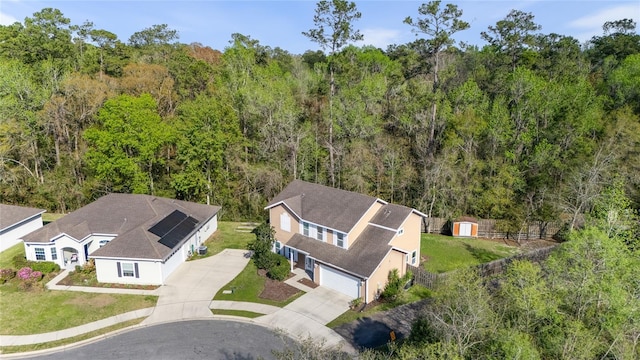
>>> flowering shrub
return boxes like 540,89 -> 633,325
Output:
17,267 -> 33,280
0,268 -> 16,283
15,267 -> 44,291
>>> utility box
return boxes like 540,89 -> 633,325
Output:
198,246 -> 208,255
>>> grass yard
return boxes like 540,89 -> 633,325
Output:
0,243 -> 25,269
211,309 -> 264,318
420,233 -> 520,273
327,285 -> 432,328
190,221 -> 257,259
0,318 -> 143,354
42,212 -> 66,224
0,283 -> 157,335
213,261 -> 302,307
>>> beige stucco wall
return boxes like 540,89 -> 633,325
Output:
366,249 -> 406,303
348,201 -> 384,248
389,212 -> 422,266
269,204 -> 299,244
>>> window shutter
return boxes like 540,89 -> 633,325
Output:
134,263 -> 139,278
117,262 -> 122,277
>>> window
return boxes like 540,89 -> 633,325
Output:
280,212 -> 291,232
337,233 -> 344,248
35,248 -> 45,261
316,226 -> 324,241
50,248 -> 57,261
408,250 -> 417,265
275,241 -> 281,253
303,222 -> 309,236
122,263 -> 135,277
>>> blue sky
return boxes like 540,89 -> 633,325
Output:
1,1 -> 638,54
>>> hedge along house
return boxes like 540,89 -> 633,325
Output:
452,216 -> 478,238
0,204 -> 45,253
21,194 -> 220,285
266,180 -> 425,303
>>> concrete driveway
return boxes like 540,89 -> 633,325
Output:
257,286 -> 353,349
142,249 -> 250,325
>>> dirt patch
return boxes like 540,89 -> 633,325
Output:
476,237 -> 520,247
64,293 -> 116,307
297,277 -> 318,289
257,270 -> 301,302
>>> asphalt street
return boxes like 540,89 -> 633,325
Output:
22,320 -> 294,360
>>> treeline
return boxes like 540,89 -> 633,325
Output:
296,228 -> 639,360
1,4 -> 639,231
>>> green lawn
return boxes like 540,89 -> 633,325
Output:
0,243 -> 25,269
42,213 -> 66,224
0,318 -> 143,354
327,285 -> 432,328
0,283 -> 157,335
189,221 -> 257,259
211,309 -> 264,318
420,234 -> 520,273
213,261 -> 303,307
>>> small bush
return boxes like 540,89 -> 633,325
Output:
381,269 -> 413,302
267,254 -> 291,281
12,254 -> 27,269
0,268 -> 16,283
349,297 -> 363,309
80,259 -> 95,274
28,261 -> 60,274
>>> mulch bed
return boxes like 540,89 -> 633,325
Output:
57,272 -> 159,290
297,277 -> 318,288
257,269 -> 301,302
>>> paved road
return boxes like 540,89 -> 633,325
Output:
21,320 -> 292,360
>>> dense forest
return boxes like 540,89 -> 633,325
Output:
1,2 -> 639,235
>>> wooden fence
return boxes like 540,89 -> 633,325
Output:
423,217 -> 565,242
408,245 -> 557,289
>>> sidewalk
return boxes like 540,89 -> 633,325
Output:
0,251 -> 356,355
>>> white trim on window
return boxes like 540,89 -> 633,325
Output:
336,232 -> 345,248
50,247 -> 57,261
316,226 -> 324,241
35,247 -> 46,261
408,250 -> 417,265
122,263 -> 135,277
303,222 -> 310,236
280,212 -> 291,232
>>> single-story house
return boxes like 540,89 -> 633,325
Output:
22,194 -> 220,285
0,204 -> 45,253
265,180 -> 425,303
452,217 -> 478,238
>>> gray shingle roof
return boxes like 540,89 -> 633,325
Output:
266,180 -> 379,233
287,225 -> 397,278
0,204 -> 45,231
23,194 -> 220,261
369,204 -> 413,230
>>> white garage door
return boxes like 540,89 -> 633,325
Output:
320,265 -> 359,298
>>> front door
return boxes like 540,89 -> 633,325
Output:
305,256 -> 314,271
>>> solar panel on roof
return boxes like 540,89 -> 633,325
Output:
148,210 -> 187,237
157,215 -> 199,249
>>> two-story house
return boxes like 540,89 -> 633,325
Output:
265,180 -> 425,303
